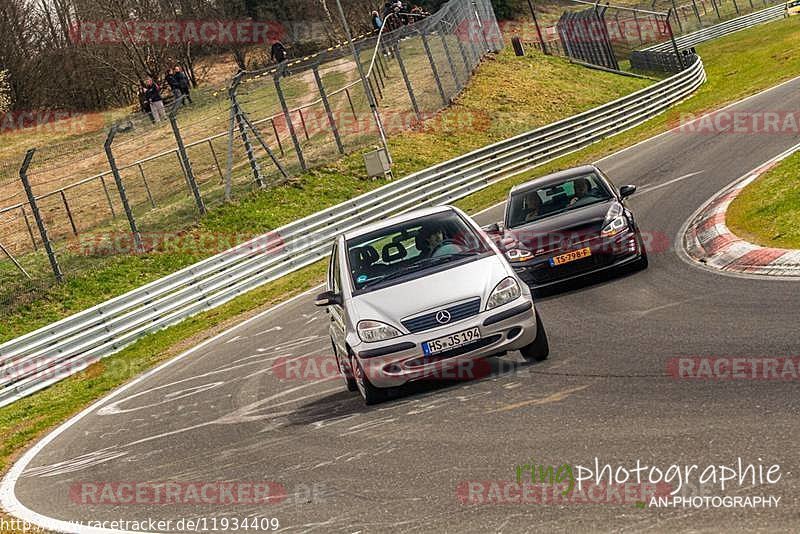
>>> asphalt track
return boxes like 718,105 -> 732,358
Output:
4,75 -> 800,534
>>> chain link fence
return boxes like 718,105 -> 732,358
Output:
0,0 -> 502,312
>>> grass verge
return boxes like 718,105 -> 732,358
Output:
726,147 -> 800,249
2,15 -> 800,531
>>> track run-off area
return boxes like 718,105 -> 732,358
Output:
2,73 -> 800,533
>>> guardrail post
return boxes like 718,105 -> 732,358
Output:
104,126 -> 143,254
19,148 -> 63,282
169,100 -> 207,216
421,31 -> 449,106
230,74 -> 265,189
274,73 -> 307,171
312,66 -> 345,154
393,42 -> 421,120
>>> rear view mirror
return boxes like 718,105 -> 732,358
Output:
314,291 -> 341,307
619,185 -> 637,199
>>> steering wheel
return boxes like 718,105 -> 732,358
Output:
430,239 -> 462,257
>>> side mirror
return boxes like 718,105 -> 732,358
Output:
484,222 -> 501,233
314,290 -> 342,307
619,185 -> 637,199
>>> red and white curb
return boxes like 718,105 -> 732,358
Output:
683,143 -> 800,277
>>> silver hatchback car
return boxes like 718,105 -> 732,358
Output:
315,206 -> 549,404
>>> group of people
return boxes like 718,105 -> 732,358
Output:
372,1 -> 429,31
137,65 -> 193,123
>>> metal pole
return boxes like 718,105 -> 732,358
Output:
345,88 -> 358,121
270,118 -> 285,156
665,11 -> 685,69
394,43 -> 421,120
137,164 -> 156,207
21,206 -> 37,251
439,21 -> 462,91
312,66 -> 345,154
104,127 -> 143,254
238,113 -> 290,180
691,0 -> 704,26
335,0 -> 392,163
99,175 -> 117,218
19,149 -> 63,281
224,104 -> 236,201
671,0 -> 684,31
421,32 -> 448,106
274,74 -> 307,171
0,241 -> 31,280
59,190 -> 78,236
297,109 -> 310,140
169,104 -> 207,216
207,139 -> 224,182
230,74 -> 265,188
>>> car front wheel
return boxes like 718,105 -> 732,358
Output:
520,310 -> 549,362
351,353 -> 389,405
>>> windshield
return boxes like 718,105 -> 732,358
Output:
506,172 -> 613,228
346,211 -> 489,293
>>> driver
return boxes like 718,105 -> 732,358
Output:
416,225 -> 465,258
569,177 -> 591,206
523,191 -> 543,222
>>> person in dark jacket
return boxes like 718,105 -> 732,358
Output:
173,66 -> 193,104
270,41 -> 288,64
138,83 -> 154,123
165,70 -> 181,99
143,77 -> 166,122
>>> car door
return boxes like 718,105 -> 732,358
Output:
327,241 -> 347,357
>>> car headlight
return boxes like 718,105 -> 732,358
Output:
486,277 -> 521,310
600,215 -> 628,237
505,248 -> 533,262
357,320 -> 402,343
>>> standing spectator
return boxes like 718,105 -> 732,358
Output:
165,69 -> 181,100
174,65 -> 193,104
144,77 -> 166,122
138,83 -> 154,123
371,10 -> 383,31
270,41 -> 288,64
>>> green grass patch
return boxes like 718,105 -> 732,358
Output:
727,148 -> 800,248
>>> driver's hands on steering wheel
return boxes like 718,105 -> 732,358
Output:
430,239 -> 463,257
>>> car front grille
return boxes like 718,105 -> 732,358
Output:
401,298 -> 481,333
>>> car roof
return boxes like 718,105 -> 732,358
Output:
509,165 -> 601,196
342,205 -> 457,241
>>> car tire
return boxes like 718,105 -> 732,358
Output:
632,234 -> 649,271
351,353 -> 389,405
335,346 -> 358,392
520,310 -> 549,362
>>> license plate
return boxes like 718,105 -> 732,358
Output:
422,327 -> 481,356
549,246 -> 592,266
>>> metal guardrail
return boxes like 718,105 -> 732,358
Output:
644,3 -> 788,52
0,56 -> 707,408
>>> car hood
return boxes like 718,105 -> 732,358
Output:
503,201 -> 616,253
351,254 -> 511,327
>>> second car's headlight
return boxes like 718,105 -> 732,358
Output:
505,248 -> 533,262
357,320 -> 402,343
486,277 -> 521,310
601,215 -> 628,237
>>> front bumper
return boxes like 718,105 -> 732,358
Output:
511,230 -> 642,287
353,298 -> 537,388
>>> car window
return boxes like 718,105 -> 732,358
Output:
346,211 -> 489,293
327,243 -> 337,291
507,172 -> 612,228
